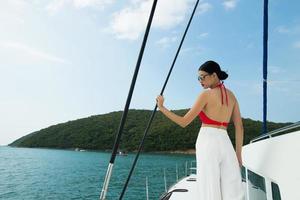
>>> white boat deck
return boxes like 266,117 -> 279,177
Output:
242,130 -> 300,200
160,128 -> 300,200
160,174 -> 198,200
160,174 -> 247,200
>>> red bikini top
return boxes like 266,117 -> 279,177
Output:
198,82 -> 229,127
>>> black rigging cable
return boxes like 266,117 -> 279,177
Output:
99,1 -> 158,199
119,0 -> 200,199
262,0 -> 268,135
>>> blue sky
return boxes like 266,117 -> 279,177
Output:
0,0 -> 299,145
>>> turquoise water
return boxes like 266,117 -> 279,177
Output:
0,146 -> 195,200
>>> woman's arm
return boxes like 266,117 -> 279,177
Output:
156,91 -> 208,128
231,98 -> 244,167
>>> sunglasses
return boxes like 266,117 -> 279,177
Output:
198,74 -> 210,81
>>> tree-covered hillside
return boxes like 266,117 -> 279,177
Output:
9,109 -> 291,152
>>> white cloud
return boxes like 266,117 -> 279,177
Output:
73,0 -> 114,8
276,25 -> 300,35
197,2 -> 212,14
46,0 -> 66,14
269,65 -> 285,74
275,26 -> 300,48
0,41 -> 70,64
108,0 -> 211,40
198,32 -> 209,38
5,0 -> 27,8
0,0 -> 28,25
293,41 -> 300,49
109,1 -> 151,40
46,0 -> 115,14
250,82 -> 262,95
154,0 -> 193,29
156,36 -> 177,48
267,80 -> 300,97
181,46 -> 204,55
276,26 -> 291,34
223,0 -> 238,10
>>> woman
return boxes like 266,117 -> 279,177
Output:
156,60 -> 245,200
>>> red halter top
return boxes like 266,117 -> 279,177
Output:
198,82 -> 229,127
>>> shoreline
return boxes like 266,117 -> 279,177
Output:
7,146 -> 196,155
149,149 -> 196,155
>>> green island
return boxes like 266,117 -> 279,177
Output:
9,109 -> 291,153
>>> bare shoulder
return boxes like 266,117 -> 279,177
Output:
195,90 -> 210,102
200,90 -> 210,98
226,88 -> 237,104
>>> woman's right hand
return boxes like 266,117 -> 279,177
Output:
156,95 -> 164,109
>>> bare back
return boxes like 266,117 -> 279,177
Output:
202,87 -> 236,124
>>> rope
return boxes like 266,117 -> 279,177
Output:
118,0 -> 200,199
99,1 -> 158,199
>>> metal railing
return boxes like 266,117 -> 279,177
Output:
250,121 -> 300,143
159,160 -> 196,200
189,160 -> 197,175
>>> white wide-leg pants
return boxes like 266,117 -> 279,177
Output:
195,127 -> 245,200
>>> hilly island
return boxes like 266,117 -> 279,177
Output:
9,109 -> 291,152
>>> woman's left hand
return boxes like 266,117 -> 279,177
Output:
156,95 -> 164,108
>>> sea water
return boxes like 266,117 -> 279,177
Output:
0,146 -> 194,200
